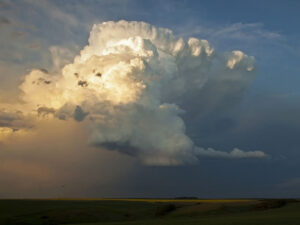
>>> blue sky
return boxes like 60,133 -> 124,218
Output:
0,0 -> 300,198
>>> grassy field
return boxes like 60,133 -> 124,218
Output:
0,198 -> 299,225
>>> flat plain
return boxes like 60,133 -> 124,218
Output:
0,198 -> 299,225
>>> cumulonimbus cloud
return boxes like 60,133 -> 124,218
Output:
2,20 -> 267,165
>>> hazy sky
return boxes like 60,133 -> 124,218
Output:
1,0 -> 300,198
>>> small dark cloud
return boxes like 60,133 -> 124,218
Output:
56,113 -> 67,120
37,107 -> 55,117
35,77 -> 51,85
95,72 -> 102,77
78,80 -> 88,87
39,68 -> 48,74
96,142 -> 139,157
0,109 -> 32,130
73,106 -> 88,122
0,110 -> 22,127
0,16 -> 10,25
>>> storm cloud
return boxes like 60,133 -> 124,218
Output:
0,20 -> 266,165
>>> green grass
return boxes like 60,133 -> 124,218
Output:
0,199 -> 299,225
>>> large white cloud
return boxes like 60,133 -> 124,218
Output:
5,20 -> 266,165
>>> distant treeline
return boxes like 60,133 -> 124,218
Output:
174,197 -> 198,200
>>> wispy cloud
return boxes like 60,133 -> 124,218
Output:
177,22 -> 282,42
211,23 -> 281,40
